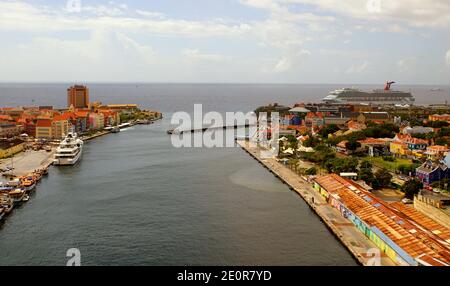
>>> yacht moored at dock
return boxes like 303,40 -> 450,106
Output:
323,81 -> 415,105
54,132 -> 84,166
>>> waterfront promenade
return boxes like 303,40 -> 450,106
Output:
0,150 -> 55,178
236,140 -> 396,266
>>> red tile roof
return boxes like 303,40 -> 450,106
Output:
36,119 -> 52,128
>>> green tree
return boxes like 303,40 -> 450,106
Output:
401,179 -> 423,199
346,140 -> 361,152
373,168 -> 393,189
319,124 -> 340,138
306,167 -> 318,176
358,168 -> 375,186
360,161 -> 373,170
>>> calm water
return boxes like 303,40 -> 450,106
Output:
3,83 -> 440,266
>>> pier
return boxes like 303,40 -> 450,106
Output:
236,140 -> 396,266
167,123 -> 256,135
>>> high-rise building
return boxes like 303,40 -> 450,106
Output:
67,85 -> 90,109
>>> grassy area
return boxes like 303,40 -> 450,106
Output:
363,156 -> 414,172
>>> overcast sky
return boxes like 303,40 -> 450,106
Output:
0,0 -> 449,84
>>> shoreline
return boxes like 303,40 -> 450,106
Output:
236,140 -> 396,266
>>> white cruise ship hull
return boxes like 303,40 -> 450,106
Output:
54,147 -> 83,166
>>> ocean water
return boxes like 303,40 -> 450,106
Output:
3,83 -> 441,266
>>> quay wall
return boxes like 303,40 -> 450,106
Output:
236,141 -> 368,265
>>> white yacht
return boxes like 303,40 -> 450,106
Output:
54,132 -> 84,166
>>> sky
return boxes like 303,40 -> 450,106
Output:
0,0 -> 449,84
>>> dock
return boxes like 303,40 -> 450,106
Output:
236,140 -> 396,266
167,123 -> 256,135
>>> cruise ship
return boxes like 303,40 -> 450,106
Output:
323,82 -> 415,105
54,132 -> 84,166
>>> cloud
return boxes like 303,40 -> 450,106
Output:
346,61 -> 370,74
80,3 -> 128,16
182,49 -> 228,62
284,0 -> 450,28
397,57 -> 417,72
447,50 -> 450,66
135,10 -> 165,19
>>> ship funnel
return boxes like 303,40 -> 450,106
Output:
384,81 -> 396,91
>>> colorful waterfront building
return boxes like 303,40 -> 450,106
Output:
74,111 -> 89,134
52,114 -> 70,139
88,112 -> 105,130
35,118 -> 53,139
99,110 -> 120,126
313,174 -> 450,266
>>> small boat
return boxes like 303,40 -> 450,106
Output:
20,177 -> 37,192
118,123 -> 132,129
22,195 -> 30,202
8,189 -> 26,204
136,119 -> 151,125
3,202 -> 14,214
167,129 -> 174,135
111,126 -> 121,133
1,196 -> 14,214
0,183 -> 14,193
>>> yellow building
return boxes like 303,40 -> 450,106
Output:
36,119 -> 53,139
52,115 -> 70,139
390,141 -> 409,156
0,139 -> 25,159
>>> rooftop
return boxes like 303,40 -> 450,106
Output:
0,139 -> 24,150
314,174 -> 450,264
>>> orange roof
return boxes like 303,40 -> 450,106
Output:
358,138 -> 387,145
408,137 -> 428,145
306,112 -> 324,119
347,120 -> 366,130
314,174 -> 450,264
75,111 -> 90,118
0,115 -> 13,121
390,202 -> 450,244
53,113 -> 73,121
36,119 -> 52,128
427,145 -> 450,152
336,140 -> 348,148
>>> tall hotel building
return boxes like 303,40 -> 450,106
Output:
67,85 -> 90,109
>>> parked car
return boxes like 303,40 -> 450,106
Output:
402,198 -> 413,204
